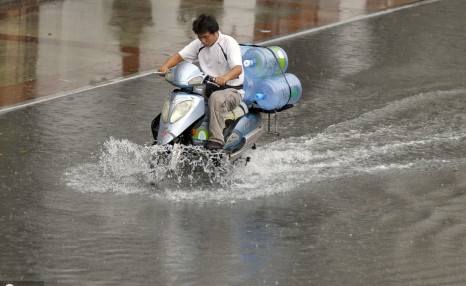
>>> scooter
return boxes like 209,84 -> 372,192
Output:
150,61 -> 263,170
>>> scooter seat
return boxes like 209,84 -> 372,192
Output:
226,101 -> 249,121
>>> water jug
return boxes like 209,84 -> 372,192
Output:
240,44 -> 252,57
241,44 -> 254,104
243,46 -> 288,78
242,76 -> 256,104
253,73 -> 302,110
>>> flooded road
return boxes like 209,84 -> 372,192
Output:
1,0 -> 466,285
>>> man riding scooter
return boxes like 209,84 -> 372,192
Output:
157,14 -> 244,150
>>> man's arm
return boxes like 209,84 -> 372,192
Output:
157,53 -> 184,75
215,65 -> 242,86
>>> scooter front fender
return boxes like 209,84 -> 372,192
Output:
157,91 -> 205,145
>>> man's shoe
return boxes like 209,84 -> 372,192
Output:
206,141 -> 223,150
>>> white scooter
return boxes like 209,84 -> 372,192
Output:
150,61 -> 263,170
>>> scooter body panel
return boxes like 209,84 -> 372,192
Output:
224,112 -> 262,151
157,91 -> 205,145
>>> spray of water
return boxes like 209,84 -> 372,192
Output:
65,137 -> 246,201
65,89 -> 465,203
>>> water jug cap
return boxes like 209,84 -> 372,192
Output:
243,60 -> 254,67
254,93 -> 265,101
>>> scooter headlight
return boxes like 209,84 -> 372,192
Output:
188,76 -> 204,85
170,100 -> 193,123
161,97 -> 171,123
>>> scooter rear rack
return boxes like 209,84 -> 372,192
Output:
250,104 -> 294,136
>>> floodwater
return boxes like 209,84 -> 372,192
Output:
1,0 -> 466,285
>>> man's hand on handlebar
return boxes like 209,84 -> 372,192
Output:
214,75 -> 229,86
155,67 -> 168,77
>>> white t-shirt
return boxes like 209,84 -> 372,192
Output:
178,32 -> 244,87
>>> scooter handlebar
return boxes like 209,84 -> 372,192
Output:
206,76 -> 220,88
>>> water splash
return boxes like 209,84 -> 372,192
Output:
65,90 -> 465,203
65,138 -> 236,200
65,138 -> 152,195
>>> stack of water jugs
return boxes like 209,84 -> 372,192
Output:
241,45 -> 302,111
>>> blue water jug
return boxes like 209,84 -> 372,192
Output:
253,73 -> 302,110
243,76 -> 256,104
243,46 -> 288,78
240,45 -> 252,57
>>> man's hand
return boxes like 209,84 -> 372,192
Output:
215,75 -> 229,86
157,53 -> 184,77
156,67 -> 168,76
216,65 -> 242,86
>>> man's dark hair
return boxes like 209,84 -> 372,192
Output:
192,14 -> 219,35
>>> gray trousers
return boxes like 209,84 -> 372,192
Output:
208,88 -> 243,144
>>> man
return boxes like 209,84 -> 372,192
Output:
157,14 -> 244,150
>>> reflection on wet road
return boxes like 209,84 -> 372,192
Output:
1,0 -> 466,285
1,0 -> 422,108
